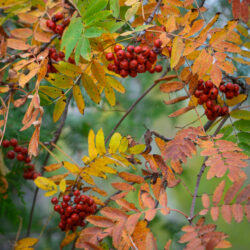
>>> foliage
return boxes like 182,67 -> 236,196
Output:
0,0 -> 249,249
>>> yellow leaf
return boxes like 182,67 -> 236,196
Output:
129,144 -> 146,154
105,85 -> 116,106
63,161 -> 81,174
91,60 -> 107,87
106,76 -> 125,93
233,57 -> 250,65
226,94 -> 247,106
0,86 -> 9,93
53,61 -> 82,78
15,237 -> 38,249
119,137 -> 129,153
46,74 -> 74,89
73,85 -> 85,114
59,179 -> 66,193
39,86 -> 63,99
60,232 -> 78,249
96,128 -> 106,155
125,2 -> 140,21
80,172 -> 95,185
44,163 -> 63,172
88,129 -> 98,159
170,37 -> 184,69
34,177 -> 57,193
81,73 -> 101,103
53,96 -> 66,122
199,12 -> 220,37
109,132 -> 122,154
236,24 -> 248,37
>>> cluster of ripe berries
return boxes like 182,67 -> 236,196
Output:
194,80 -> 240,120
47,48 -> 75,73
2,138 -> 41,180
46,12 -> 70,35
106,39 -> 164,78
51,190 -> 97,232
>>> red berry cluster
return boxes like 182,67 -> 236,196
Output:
106,39 -> 163,78
2,138 -> 41,180
47,48 -> 75,73
51,190 -> 97,232
46,12 -> 70,35
194,80 -> 240,120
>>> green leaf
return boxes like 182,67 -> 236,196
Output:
39,92 -> 53,106
83,0 -> 109,19
97,20 -> 125,33
53,96 -> 67,122
61,17 -> 83,60
53,61 -> 82,78
239,142 -> 250,156
39,86 -> 63,99
85,10 -> 112,26
233,119 -> 250,132
125,2 -> 140,21
238,132 -> 250,144
110,0 -> 120,18
46,74 -> 74,89
230,109 -> 250,120
220,124 -> 233,139
84,27 -> 105,38
79,37 -> 91,61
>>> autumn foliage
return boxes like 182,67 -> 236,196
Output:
0,0 -> 249,249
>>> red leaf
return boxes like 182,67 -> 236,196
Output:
212,180 -> 225,205
232,0 -> 241,19
240,0 -> 249,23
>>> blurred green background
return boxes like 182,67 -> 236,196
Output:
0,0 -> 249,249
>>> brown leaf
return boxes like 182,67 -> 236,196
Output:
221,205 -> 232,224
182,225 -> 195,232
240,0 -> 249,23
111,182 -> 135,191
169,106 -> 195,117
224,178 -> 246,204
151,177 -> 162,200
212,180 -> 225,205
119,172 -> 144,184
28,126 -> 40,157
164,95 -> 189,105
202,193 -> 210,208
160,81 -> 184,93
86,215 -> 114,227
7,38 -> 30,50
232,204 -> 243,223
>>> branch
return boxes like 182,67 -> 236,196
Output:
105,69 -> 169,144
137,0 -> 163,38
26,91 -> 73,237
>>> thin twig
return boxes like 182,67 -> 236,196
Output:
26,92 -> 73,236
151,131 -> 172,142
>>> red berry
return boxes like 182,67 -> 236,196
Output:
71,213 -> 79,221
198,98 -> 204,105
219,84 -> 226,92
137,64 -> 145,73
114,44 -> 122,53
107,64 -> 114,71
194,90 -> 202,98
32,172 -> 41,179
54,205 -> 61,212
105,52 -> 114,61
197,84 -> 204,90
25,157 -> 31,163
46,20 -> 56,30
20,147 -> 28,155
67,218 -> 73,225
206,100 -> 213,109
17,154 -> 24,161
127,45 -> 134,53
129,71 -> 137,78
205,80 -> 213,88
27,171 -> 34,180
74,190 -> 80,196
68,57 -> 75,64
234,91 -> 239,97
116,50 -> 125,60
129,60 -> 138,69
55,25 -> 64,35
134,46 -> 142,54
226,91 -> 234,99
213,105 -> 221,114
23,172 -> 29,179
209,88 -> 218,99
226,82 -> 234,91
7,151 -> 15,159
145,61 -> 152,70
154,39 -> 162,48
2,140 -> 10,148
80,195 -> 87,202
120,69 -> 129,78
198,79 -> 204,85
63,195 -> 71,202
167,47 -> 172,55
233,84 -> 239,92
61,202 -> 68,208
54,12 -> 64,20
200,94 -> 208,103
120,60 -> 129,70
66,206 -> 73,213
62,18 -> 70,27
142,46 -> 150,57
51,197 -> 58,204
58,51 -> 65,58
125,51 -> 133,60
10,138 -> 18,147
221,106 -> 229,115
149,68 -> 155,73
155,65 -> 163,73
79,212 -> 86,218
51,52 -> 58,60
26,164 -> 35,171
137,55 -> 145,64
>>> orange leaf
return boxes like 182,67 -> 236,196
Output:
111,182 -> 135,191
60,232 -> 78,249
116,199 -> 139,211
44,163 -> 62,172
86,215 -> 114,227
170,36 -> 184,69
141,192 -> 155,209
28,126 -> 40,157
10,28 -> 32,39
7,38 -> 30,50
213,180 -> 225,205
232,204 -> 243,223
164,239 -> 172,250
160,81 -> 184,93
224,178 -> 245,204
221,204 -> 232,224
240,0 -> 249,23
168,106 -> 195,117
145,209 -> 157,221
146,232 -> 157,250
202,193 -> 210,208
132,220 -> 150,250
119,172 -> 144,184
101,207 -> 128,221
232,0 -> 241,19
211,64 -> 222,87
211,206 -> 219,221
125,213 -> 141,235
